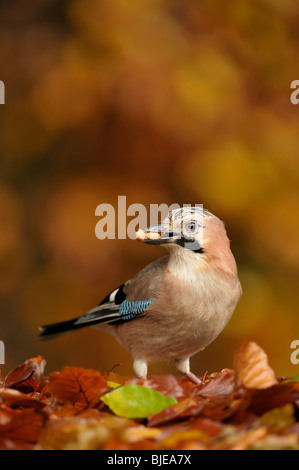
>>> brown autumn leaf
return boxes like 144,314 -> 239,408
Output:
102,437 -> 158,450
147,396 -> 204,427
247,381 -> 299,415
198,369 -> 235,401
105,371 -> 135,386
38,416 -> 131,450
0,408 -> 44,450
46,366 -> 109,412
234,339 -> 278,390
147,372 -> 235,427
132,375 -> 187,399
189,417 -> 224,438
4,356 -> 46,393
0,387 -> 46,411
97,372 -> 198,397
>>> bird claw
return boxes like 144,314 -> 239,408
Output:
185,371 -> 202,385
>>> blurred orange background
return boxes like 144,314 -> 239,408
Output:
0,0 -> 299,379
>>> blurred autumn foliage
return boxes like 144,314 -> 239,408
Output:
0,0 -> 299,378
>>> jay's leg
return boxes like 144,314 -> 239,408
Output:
174,357 -> 202,385
133,359 -> 148,380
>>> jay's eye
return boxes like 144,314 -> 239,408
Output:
185,221 -> 198,232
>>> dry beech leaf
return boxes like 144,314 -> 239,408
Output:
198,369 -> 235,401
105,371 -> 135,386
123,425 -> 162,443
257,403 -> 295,432
217,426 -> 269,451
46,366 -> 108,412
38,416 -> 129,450
102,436 -> 158,450
147,397 -> 203,427
132,375 -> 186,399
0,387 -> 46,411
252,433 -> 299,450
0,408 -> 44,449
4,356 -> 46,392
234,340 -> 278,390
247,381 -> 299,415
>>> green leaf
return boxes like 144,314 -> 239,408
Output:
100,384 -> 177,419
107,380 -> 121,389
284,374 -> 299,383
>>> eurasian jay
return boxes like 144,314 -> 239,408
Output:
39,207 -> 242,384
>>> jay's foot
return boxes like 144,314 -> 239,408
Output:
133,359 -> 148,380
185,371 -> 202,385
174,358 -> 202,385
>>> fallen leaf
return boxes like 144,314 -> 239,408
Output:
107,381 -> 122,389
46,366 -> 108,412
234,339 -> 278,389
105,371 -> 135,386
101,384 -> 177,419
247,382 -> 299,415
38,416 -> 129,450
0,387 -> 47,411
147,397 -> 204,427
258,404 -> 295,432
134,375 -> 186,399
162,429 -> 209,449
0,408 -> 44,449
4,356 -> 46,393
284,373 -> 299,383
198,369 -> 235,401
123,425 -> 162,443
102,436 -> 158,450
251,433 -> 299,450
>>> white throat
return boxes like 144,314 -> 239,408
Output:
166,245 -> 207,285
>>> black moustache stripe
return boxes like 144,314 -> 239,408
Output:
176,237 -> 204,253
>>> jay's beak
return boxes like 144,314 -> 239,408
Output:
141,224 -> 181,245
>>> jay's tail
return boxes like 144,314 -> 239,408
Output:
38,318 -> 82,339
38,305 -> 120,340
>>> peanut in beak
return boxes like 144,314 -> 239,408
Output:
136,229 -> 161,242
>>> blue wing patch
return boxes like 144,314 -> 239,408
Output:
73,284 -> 155,327
118,299 -> 155,321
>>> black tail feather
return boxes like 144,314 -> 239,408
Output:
38,308 -> 121,340
38,318 -> 81,340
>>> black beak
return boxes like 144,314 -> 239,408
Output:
141,224 -> 181,245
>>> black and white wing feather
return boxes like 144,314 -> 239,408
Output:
38,284 -> 154,339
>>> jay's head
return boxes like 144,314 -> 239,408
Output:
139,207 -> 227,255
137,207 -> 237,274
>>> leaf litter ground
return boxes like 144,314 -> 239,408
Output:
1,339 -> 299,450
